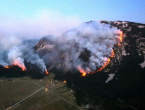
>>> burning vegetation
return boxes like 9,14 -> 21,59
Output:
0,21 -> 123,77
45,70 -> 49,75
77,66 -> 87,77
4,64 -> 26,71
77,31 -> 123,76
13,60 -> 26,71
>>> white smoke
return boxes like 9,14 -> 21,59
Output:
43,21 -> 121,73
0,39 -> 47,72
8,46 -> 25,69
0,9 -> 81,52
24,50 -> 47,71
0,59 -> 8,66
0,21 -> 122,75
0,9 -> 81,72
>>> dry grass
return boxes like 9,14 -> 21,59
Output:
0,73 -> 79,110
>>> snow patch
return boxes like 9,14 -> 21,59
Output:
122,50 -> 127,56
122,21 -> 128,24
105,74 -> 115,83
140,61 -> 145,68
114,21 -> 122,25
140,55 -> 145,68
138,25 -> 145,28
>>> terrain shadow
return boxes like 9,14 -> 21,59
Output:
0,64 -> 45,79
53,60 -> 145,110
0,59 -> 145,110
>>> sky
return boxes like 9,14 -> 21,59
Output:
0,0 -> 145,50
0,0 -> 145,23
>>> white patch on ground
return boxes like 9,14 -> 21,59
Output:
122,50 -> 127,56
138,25 -> 145,28
126,27 -> 132,32
122,22 -> 128,28
117,56 -> 120,60
140,55 -> 145,68
105,74 -> 115,83
140,61 -> 145,68
140,42 -> 145,46
122,22 -> 128,24
114,21 -> 122,25
140,38 -> 145,40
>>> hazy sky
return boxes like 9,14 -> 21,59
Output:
0,0 -> 145,23
0,0 -> 145,50
0,0 -> 145,51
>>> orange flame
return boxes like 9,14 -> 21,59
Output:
4,60 -> 26,71
89,58 -> 111,74
77,66 -> 87,77
118,43 -> 121,46
4,65 -> 12,69
4,64 -> 26,71
63,80 -> 67,83
119,31 -> 123,42
110,50 -> 115,58
4,66 -> 9,69
94,31 -> 123,73
97,58 -> 110,72
45,70 -> 49,75
117,31 -> 123,46
78,31 -> 123,76
13,60 -> 26,71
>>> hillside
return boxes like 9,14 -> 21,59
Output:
0,20 -> 145,110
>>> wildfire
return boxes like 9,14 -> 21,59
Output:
119,31 -> 123,42
97,58 -> 110,72
77,58 -> 111,76
4,65 -> 12,69
4,66 -> 10,69
63,80 -> 67,83
45,70 -> 49,75
89,58 -> 111,74
77,31 -> 123,76
110,50 -> 115,58
13,60 -> 26,71
21,67 -> 26,71
77,66 -> 87,77
4,64 -> 26,71
89,31 -> 123,74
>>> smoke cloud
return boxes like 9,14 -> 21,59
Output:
41,21 -> 122,74
0,9 -> 81,51
0,15 -> 122,75
8,46 -> 26,69
0,9 -> 81,72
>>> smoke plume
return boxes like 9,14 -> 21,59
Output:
41,21 -> 122,75
0,9 -> 81,52
8,46 -> 26,70
0,20 -> 122,75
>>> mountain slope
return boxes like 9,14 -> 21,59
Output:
0,20 -> 145,110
